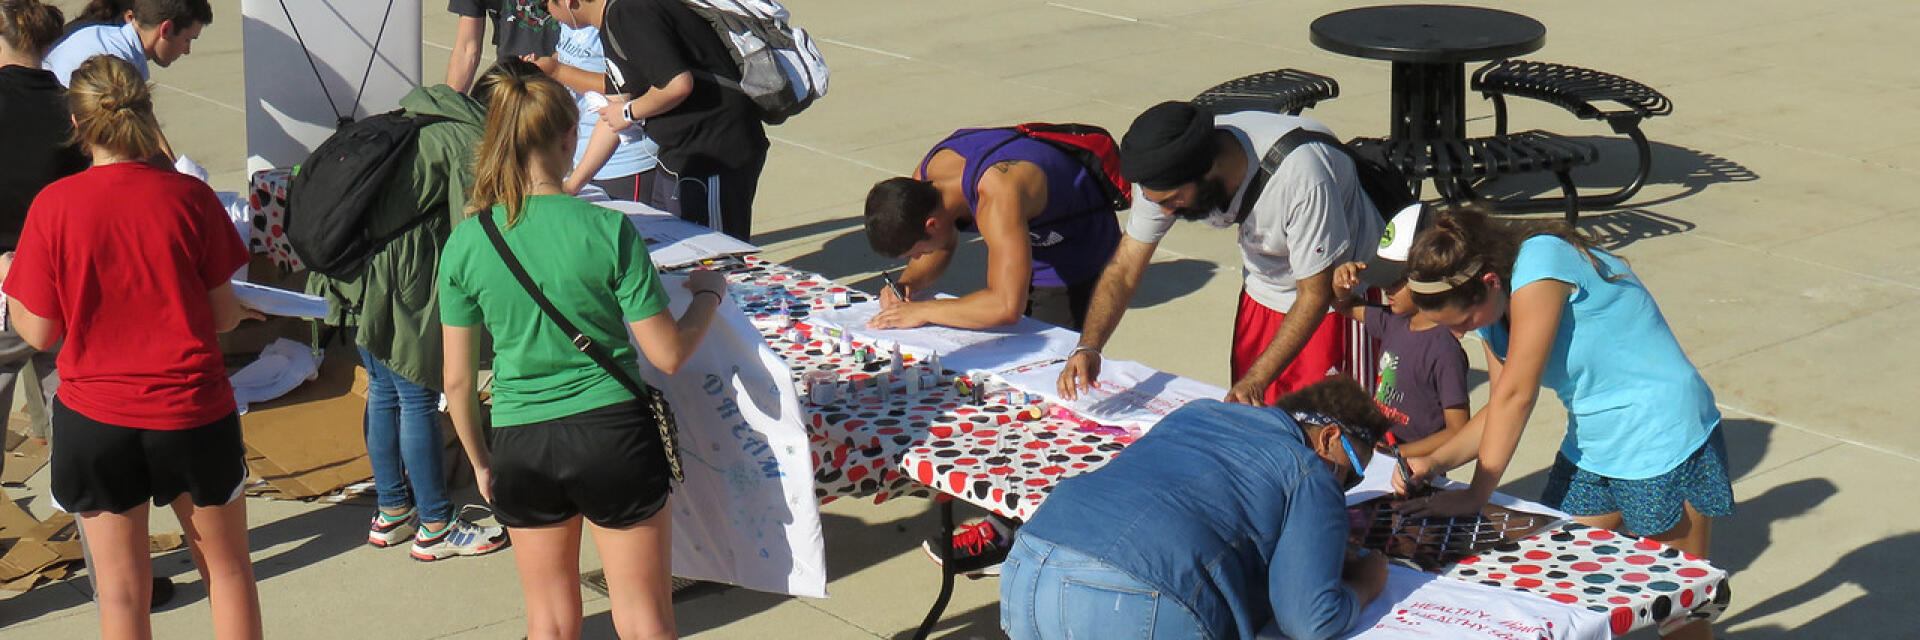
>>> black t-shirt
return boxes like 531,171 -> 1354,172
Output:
447,0 -> 558,59
600,0 -> 767,174
0,65 -> 89,251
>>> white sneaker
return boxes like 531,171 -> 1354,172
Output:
367,508 -> 417,548
409,519 -> 509,562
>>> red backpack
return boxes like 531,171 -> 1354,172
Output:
964,123 -> 1132,210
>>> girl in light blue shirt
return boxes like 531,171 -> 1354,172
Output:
1394,207 -> 1731,639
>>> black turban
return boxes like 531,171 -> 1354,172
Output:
1120,101 -> 1216,190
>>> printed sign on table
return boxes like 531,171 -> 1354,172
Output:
1329,566 -> 1609,640
635,277 -> 827,598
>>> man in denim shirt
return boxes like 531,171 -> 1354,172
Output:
1002,378 -> 1393,639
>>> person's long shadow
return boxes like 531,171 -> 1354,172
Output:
1717,531 -> 1920,638
580,509 -> 929,638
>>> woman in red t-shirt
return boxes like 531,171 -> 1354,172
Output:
1,55 -> 263,640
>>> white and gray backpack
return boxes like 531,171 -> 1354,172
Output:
678,0 -> 829,125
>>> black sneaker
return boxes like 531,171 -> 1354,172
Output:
921,521 -> 1010,577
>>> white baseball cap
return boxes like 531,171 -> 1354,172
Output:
1360,203 -> 1429,288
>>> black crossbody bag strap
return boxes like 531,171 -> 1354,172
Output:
477,212 -> 685,483
476,213 -> 650,401
1233,127 -> 1327,225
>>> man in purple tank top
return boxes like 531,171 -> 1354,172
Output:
862,128 -> 1122,332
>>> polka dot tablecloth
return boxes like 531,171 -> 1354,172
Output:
719,257 -> 1728,637
1444,523 -> 1729,635
719,258 -> 1136,519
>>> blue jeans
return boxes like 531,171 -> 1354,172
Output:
1001,534 -> 1212,640
359,347 -> 449,523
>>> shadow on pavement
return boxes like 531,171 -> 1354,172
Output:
1719,531 -> 1919,637
1469,138 -> 1758,212
582,508 -> 929,638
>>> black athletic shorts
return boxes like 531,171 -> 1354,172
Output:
489,400 -> 673,529
49,397 -> 247,514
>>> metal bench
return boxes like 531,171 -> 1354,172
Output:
1472,60 -> 1673,211
1352,130 -> 1600,225
1193,68 -> 1340,115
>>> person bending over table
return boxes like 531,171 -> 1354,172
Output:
1002,378 -> 1391,640
860,126 -> 1125,578
1393,206 -> 1731,640
861,128 -> 1122,331
1057,101 -> 1382,406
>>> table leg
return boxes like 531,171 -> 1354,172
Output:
913,498 -> 959,640
1388,61 -> 1467,142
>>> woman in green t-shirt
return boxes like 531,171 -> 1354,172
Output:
438,66 -> 725,640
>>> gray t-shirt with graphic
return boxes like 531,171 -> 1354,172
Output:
1364,304 -> 1469,443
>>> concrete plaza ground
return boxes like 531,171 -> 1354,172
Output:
4,0 -> 1918,637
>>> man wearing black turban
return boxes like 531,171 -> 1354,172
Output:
1058,100 -> 1385,406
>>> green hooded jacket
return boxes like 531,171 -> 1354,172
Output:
307,85 -> 485,391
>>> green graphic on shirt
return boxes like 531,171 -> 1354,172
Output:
1374,350 -> 1409,427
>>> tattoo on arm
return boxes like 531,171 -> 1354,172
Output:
989,160 -> 1018,175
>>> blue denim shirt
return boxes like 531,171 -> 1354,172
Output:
1021,400 -> 1360,640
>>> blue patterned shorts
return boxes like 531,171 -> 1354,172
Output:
1541,428 -> 1734,536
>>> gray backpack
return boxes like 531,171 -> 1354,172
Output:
675,0 -> 829,125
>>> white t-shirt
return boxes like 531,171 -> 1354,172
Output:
1123,112 -> 1382,311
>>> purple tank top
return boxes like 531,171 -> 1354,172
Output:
919,129 -> 1121,287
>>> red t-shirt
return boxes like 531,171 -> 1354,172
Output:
4,162 -> 249,430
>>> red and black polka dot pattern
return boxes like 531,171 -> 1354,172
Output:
1443,523 -> 1727,635
717,259 -> 1137,518
246,168 -> 304,271
901,407 -> 1133,520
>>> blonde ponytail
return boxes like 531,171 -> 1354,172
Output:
465,59 -> 578,227
66,54 -> 163,161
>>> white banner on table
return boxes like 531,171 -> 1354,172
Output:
1328,566 -> 1608,640
991,356 -> 1226,433
634,277 -> 826,598
597,200 -> 761,268
809,301 -> 1082,374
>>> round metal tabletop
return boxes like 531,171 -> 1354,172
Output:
1310,4 -> 1545,64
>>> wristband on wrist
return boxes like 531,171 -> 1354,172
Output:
694,289 -> 722,303
1071,345 -> 1101,357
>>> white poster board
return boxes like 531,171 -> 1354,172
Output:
241,0 -> 422,173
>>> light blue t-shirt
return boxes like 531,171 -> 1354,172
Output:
1479,235 -> 1717,480
554,23 -> 657,181
44,22 -> 148,87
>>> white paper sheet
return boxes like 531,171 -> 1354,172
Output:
597,200 -> 761,268
231,281 -> 331,319
992,356 -> 1227,432
808,301 -> 1083,374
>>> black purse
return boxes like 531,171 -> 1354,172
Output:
477,212 -> 683,483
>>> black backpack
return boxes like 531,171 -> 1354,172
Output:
1235,128 -> 1417,225
285,111 -> 449,277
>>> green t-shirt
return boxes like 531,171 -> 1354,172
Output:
439,195 -> 670,426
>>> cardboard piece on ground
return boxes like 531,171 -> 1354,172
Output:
3,411 -> 47,484
241,350 -> 374,498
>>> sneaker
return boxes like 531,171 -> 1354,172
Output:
367,508 -> 418,548
410,519 -> 509,562
921,521 -> 1010,577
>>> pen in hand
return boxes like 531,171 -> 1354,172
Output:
879,269 -> 906,301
